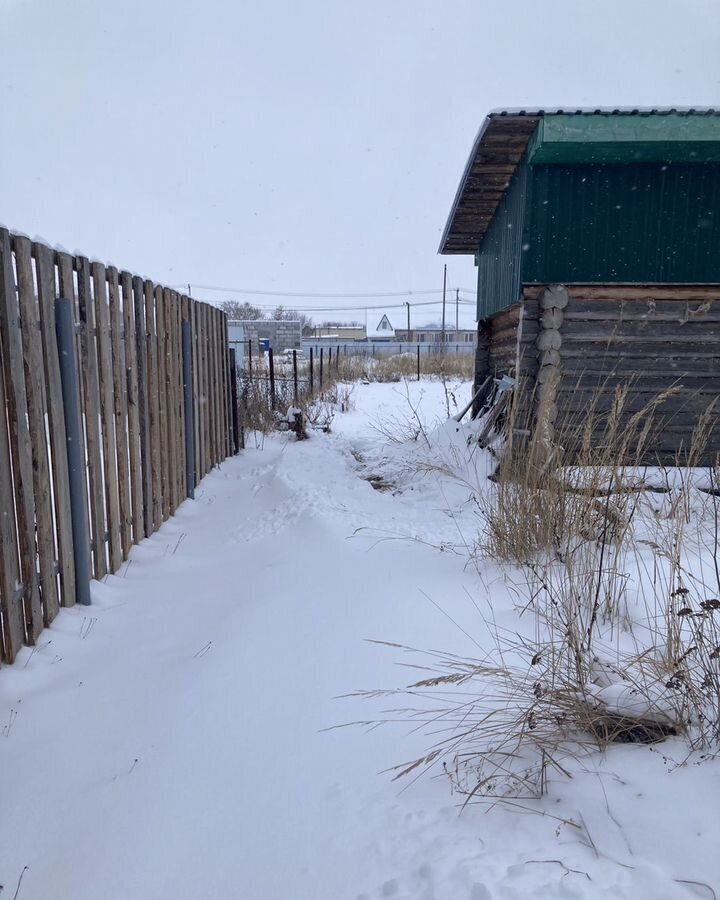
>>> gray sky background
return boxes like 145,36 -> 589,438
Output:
2,0 -> 719,326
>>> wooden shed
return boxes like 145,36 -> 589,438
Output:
440,108 -> 720,464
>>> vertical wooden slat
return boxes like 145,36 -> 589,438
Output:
57,253 -> 95,588
206,305 -> 214,471
170,294 -> 180,503
171,291 -> 180,506
53,252 -> 81,601
179,295 -> 190,500
144,281 -> 161,531
15,238 -> 60,625
220,311 -> 230,457
133,276 -> 153,537
217,309 -> 226,457
203,304 -> 211,473
77,256 -> 107,580
204,305 -> 213,469
209,307 -> 219,468
93,263 -> 122,573
217,310 -> 226,460
0,345 -> 24,663
196,303 -> 206,477
162,288 -> 177,515
0,228 -> 41,641
176,295 -> 186,502
191,300 -> 202,481
154,286 -> 169,520
108,267 -> 132,559
213,309 -> 225,463
122,273 -> 143,544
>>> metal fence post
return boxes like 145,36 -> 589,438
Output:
55,297 -> 92,606
292,350 -> 299,405
309,347 -> 314,396
182,319 -> 196,498
268,347 -> 276,410
229,348 -> 239,454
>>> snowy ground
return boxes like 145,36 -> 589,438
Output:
1,379 -> 719,900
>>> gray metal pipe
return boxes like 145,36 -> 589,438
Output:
55,297 -> 92,605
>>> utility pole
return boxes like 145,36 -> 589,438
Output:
441,264 -> 447,348
187,283 -> 192,298
455,288 -> 459,332
406,300 -> 410,340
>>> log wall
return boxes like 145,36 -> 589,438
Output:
522,284 -> 720,463
478,284 -> 720,463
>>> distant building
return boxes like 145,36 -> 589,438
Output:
395,327 -> 476,344
313,325 -> 367,341
229,319 -> 302,351
366,313 -> 396,340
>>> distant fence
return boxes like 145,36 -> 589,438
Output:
0,228 -> 234,664
301,340 -> 476,356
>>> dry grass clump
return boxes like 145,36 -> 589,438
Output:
358,636 -> 679,804
352,387 -> 720,802
477,383 -> 697,563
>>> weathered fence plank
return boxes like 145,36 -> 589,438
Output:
198,303 -> 209,476
53,251 -> 81,602
145,281 -> 162,530
190,300 -> 202,481
163,288 -> 178,515
77,256 -> 107,580
155,286 -> 170,520
15,238 -> 60,626
133,276 -> 152,537
92,262 -> 122,573
53,253 -> 95,588
0,229 -> 42,640
0,345 -> 24,662
211,308 -> 221,466
121,272 -> 143,546
108,267 -> 132,559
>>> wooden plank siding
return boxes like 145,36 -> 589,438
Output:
0,228 -> 233,666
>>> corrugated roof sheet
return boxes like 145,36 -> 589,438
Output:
439,107 -> 720,255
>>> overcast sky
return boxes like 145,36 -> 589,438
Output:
2,0 -> 719,325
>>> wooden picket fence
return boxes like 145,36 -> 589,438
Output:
0,228 -> 233,664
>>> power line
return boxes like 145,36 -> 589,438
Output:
200,297 -> 475,313
174,283 -> 476,299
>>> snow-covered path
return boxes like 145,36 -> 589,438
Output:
1,381 -> 718,900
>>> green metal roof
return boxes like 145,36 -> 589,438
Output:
528,113 -> 720,164
440,108 -> 720,254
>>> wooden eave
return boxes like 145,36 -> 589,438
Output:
439,114 -> 539,255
